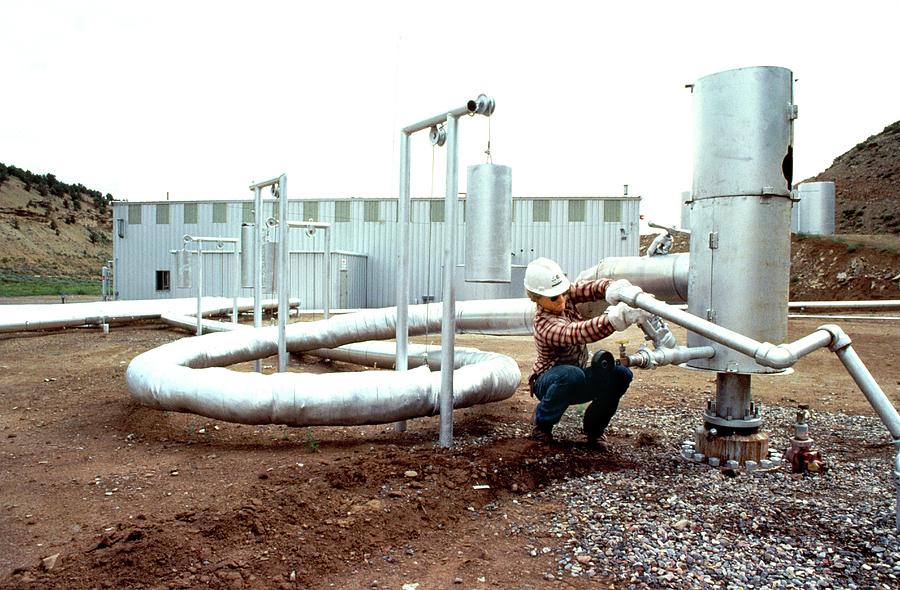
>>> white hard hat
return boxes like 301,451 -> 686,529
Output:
524,257 -> 570,297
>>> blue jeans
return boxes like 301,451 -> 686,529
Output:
533,363 -> 633,437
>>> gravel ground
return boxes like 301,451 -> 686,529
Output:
530,406 -> 899,589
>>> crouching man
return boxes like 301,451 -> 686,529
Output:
524,257 -> 648,444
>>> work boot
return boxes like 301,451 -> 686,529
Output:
530,406 -> 554,443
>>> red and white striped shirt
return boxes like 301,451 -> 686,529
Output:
529,279 -> 615,392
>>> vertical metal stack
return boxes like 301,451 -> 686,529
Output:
685,66 -> 797,463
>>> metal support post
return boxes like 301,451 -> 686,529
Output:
394,132 -> 411,433
278,174 -> 289,373
439,113 -> 460,448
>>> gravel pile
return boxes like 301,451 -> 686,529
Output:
535,405 -> 899,589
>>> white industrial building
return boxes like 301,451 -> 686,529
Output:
110,195 -> 640,308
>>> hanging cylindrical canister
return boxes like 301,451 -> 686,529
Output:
260,240 -> 278,293
176,248 -> 192,289
241,223 -> 255,288
465,163 -> 512,283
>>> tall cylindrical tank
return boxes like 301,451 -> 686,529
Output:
465,164 -> 512,283
241,223 -> 255,288
792,181 -> 835,235
176,249 -> 192,289
687,66 -> 796,374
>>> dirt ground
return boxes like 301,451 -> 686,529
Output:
1,311 -> 899,589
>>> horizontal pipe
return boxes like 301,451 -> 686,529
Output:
790,300 -> 900,310
621,345 -> 715,369
184,235 -> 240,243
248,176 -> 283,190
401,95 -> 493,135
577,253 -> 689,302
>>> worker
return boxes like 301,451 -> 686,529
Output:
524,257 -> 648,444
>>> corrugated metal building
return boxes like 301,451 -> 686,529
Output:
111,196 -> 640,308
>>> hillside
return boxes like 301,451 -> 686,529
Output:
0,164 -> 112,277
802,120 -> 900,234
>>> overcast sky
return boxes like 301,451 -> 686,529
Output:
2,0 -> 898,227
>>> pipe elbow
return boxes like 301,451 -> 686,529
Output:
817,324 -> 852,352
467,94 -> 496,116
755,342 -> 796,369
618,285 -> 644,307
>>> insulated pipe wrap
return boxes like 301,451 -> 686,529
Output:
126,299 -> 533,426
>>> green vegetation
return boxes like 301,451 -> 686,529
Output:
0,273 -> 100,297
0,162 -> 114,207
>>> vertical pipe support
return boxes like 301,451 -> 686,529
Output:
232,249 -> 240,324
394,131 -> 411,433
324,226 -> 331,320
439,113 -> 460,448
253,187 -> 263,373
277,174 -> 289,373
196,241 -> 204,336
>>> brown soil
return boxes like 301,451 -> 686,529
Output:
2,315 -> 898,589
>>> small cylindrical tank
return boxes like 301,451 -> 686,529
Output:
241,223 -> 255,288
687,66 -> 796,375
465,164 -> 512,283
175,249 -> 192,289
792,181 -> 835,235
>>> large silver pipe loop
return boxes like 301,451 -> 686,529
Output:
126,299 -> 528,427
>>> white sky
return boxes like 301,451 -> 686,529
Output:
2,0 -> 898,227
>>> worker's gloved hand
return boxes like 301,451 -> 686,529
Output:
605,302 -> 651,331
605,279 -> 634,305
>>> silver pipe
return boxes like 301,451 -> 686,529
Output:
576,253 -> 689,303
829,335 -> 900,441
622,345 -> 715,369
248,176 -> 283,190
253,186 -> 263,372
401,95 -> 493,134
789,314 -> 900,321
232,248 -> 239,324
783,330 -> 833,359
126,299 -> 528,427
197,242 -> 204,336
439,113 -> 460,448
791,300 -> 900,310
324,225 -> 331,320
0,297 -> 275,333
182,236 -> 239,243
278,174 -> 289,373
394,132 -> 411,433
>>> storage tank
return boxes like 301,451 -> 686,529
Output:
791,181 -> 835,235
687,66 -> 796,376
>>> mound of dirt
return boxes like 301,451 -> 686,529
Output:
802,120 -> 900,234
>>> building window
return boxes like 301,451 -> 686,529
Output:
303,201 -> 319,221
533,200 -> 550,222
155,270 -> 171,292
430,201 -> 444,223
335,201 -> 352,222
604,200 -> 622,222
155,203 -> 170,224
568,200 -> 585,222
213,202 -> 227,224
241,202 -> 253,223
364,201 -> 381,222
183,203 -> 198,224
128,204 -> 142,224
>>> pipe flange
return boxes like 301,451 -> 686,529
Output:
703,411 -> 763,430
